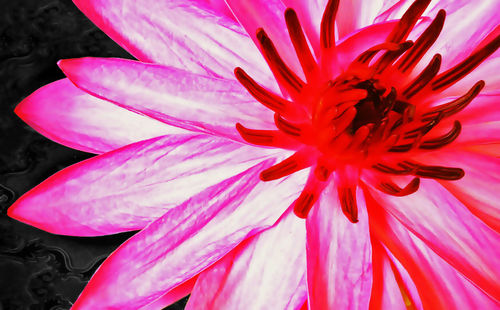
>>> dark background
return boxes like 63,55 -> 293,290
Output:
0,0 -> 187,308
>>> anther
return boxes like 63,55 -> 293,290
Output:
397,9 -> 446,73
339,187 -> 358,223
256,28 -> 305,94
386,0 -> 432,43
293,172 -> 327,218
372,163 -> 414,175
353,42 -> 401,65
234,67 -> 292,114
373,41 -> 414,73
260,151 -> 311,181
423,81 -> 484,118
402,54 -> 441,99
284,8 -> 318,80
320,0 -> 340,49
419,120 -> 461,149
431,33 -> 500,91
377,177 -> 420,196
274,114 -> 302,137
236,123 -> 301,149
414,164 -> 465,180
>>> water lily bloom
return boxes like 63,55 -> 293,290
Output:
7,0 -> 500,308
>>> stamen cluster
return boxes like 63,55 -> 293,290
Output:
235,0 -> 500,220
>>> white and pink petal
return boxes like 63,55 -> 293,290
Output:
186,209 -> 307,310
306,183 -> 373,309
72,0 -> 274,85
8,134 -> 275,236
15,78 -> 180,154
58,57 -> 274,142
71,161 -> 305,309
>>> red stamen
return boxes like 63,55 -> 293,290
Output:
260,151 -> 312,181
424,80 -> 484,117
419,120 -> 461,149
386,0 -> 431,43
236,123 -> 301,149
274,114 -> 303,137
284,8 -> 318,80
431,33 -> 500,90
256,28 -> 305,94
397,10 -> 446,73
413,164 -> 465,180
293,172 -> 327,218
402,54 -> 441,99
373,41 -> 414,73
339,187 -> 358,223
320,0 -> 340,49
234,67 -> 295,116
377,177 -> 420,196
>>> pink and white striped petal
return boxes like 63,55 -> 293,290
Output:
139,276 -> 197,310
368,179 -> 500,301
306,183 -> 373,310
369,237 -> 420,310
366,192 -> 500,308
15,78 -> 180,154
8,134 -> 273,236
71,161 -> 305,309
72,0 -> 274,85
415,150 -> 500,232
186,209 -> 306,310
58,57 -> 274,142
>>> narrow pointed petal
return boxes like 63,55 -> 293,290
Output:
306,183 -> 373,309
72,161 -> 306,309
415,150 -> 500,232
8,134 -> 271,236
186,210 -> 307,310
14,79 -> 180,154
225,0 -> 303,81
366,192 -> 500,309
72,0 -> 274,85
139,276 -> 197,310
369,238 -> 419,310
58,57 -> 274,142
367,179 -> 500,301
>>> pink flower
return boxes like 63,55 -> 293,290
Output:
7,0 -> 500,308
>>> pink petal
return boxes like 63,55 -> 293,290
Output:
8,134 -> 271,236
225,0 -> 303,81
58,57 -> 274,142
14,78 -> 180,154
336,0 -> 385,39
455,93 -> 500,125
140,276 -> 197,310
186,209 -> 306,309
72,0 -> 274,84
367,179 -> 500,301
369,238 -> 419,310
414,150 -> 500,232
306,183 -> 373,309
72,160 -> 305,309
366,192 -> 500,308
454,121 -> 500,147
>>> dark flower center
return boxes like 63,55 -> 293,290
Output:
234,0 -> 500,221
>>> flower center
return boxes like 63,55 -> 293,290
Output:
234,0 -> 500,221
